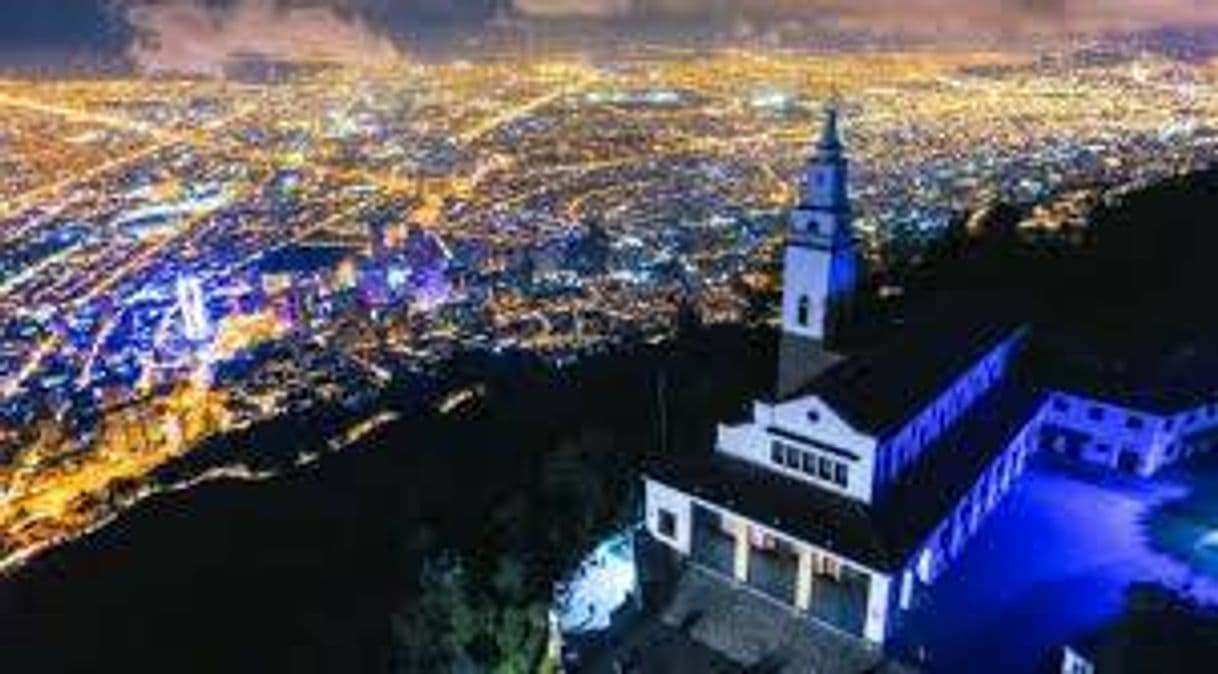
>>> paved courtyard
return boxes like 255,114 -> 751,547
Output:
899,455 -> 1218,674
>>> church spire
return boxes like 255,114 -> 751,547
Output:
816,101 -> 842,155
793,103 -> 851,241
776,102 -> 860,396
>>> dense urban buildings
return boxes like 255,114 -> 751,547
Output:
5,4 -> 1218,673
6,42 -> 1218,573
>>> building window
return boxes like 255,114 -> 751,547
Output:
770,442 -> 783,465
786,445 -> 801,468
833,462 -> 849,487
797,295 -> 810,326
1126,415 -> 1144,430
917,548 -> 934,584
1087,406 -> 1105,422
1118,448 -> 1141,474
818,456 -> 833,480
1053,397 -> 1069,412
657,509 -> 677,539
801,452 -> 817,475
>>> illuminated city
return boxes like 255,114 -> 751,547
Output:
4,2 -> 1218,674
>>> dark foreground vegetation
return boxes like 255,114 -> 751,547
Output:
0,323 -> 773,674
1089,583 -> 1218,673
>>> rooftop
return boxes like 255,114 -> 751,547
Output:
872,384 -> 1045,557
781,315 -> 1024,436
648,382 -> 1045,572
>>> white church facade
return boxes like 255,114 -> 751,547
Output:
640,107 -> 1218,649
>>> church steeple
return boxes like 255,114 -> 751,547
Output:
791,102 -> 852,248
817,103 -> 843,154
777,103 -> 860,396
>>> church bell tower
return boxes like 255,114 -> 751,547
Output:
777,104 -> 859,396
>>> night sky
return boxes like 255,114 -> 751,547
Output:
3,0 -> 1218,72
0,3 -> 129,66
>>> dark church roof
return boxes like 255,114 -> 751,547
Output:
780,316 -> 1025,436
647,382 -> 1044,573
872,384 -> 1044,560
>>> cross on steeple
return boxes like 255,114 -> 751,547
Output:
817,96 -> 843,155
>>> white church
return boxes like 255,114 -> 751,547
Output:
640,106 -> 1218,651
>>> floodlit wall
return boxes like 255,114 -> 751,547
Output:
716,396 -> 877,502
1039,392 -> 1218,476
891,403 -> 1043,623
642,477 -> 894,644
644,478 -> 692,555
873,330 -> 1026,495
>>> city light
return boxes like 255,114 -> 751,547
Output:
1,12 -> 1218,673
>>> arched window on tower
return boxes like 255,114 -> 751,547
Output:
797,295 -> 811,326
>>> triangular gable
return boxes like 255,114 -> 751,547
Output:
765,392 -> 876,456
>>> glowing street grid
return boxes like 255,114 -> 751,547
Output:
897,457 -> 1218,674
3,47 -> 1218,572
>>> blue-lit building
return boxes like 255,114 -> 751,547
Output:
1034,345 -> 1218,477
639,107 -> 1218,654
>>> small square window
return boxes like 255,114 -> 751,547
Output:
785,445 -> 801,468
658,509 -> 677,539
1126,415 -> 1144,430
1053,397 -> 1069,412
834,463 -> 848,487
818,456 -> 833,479
1087,407 -> 1105,422
801,452 -> 817,475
